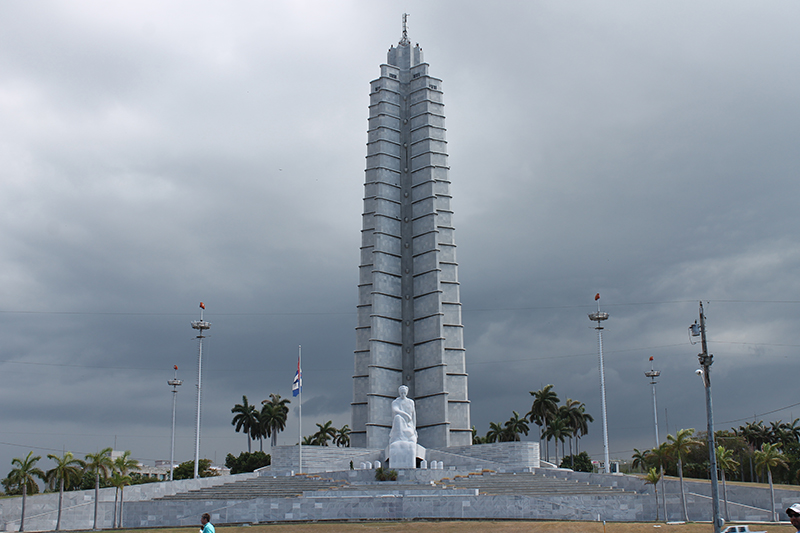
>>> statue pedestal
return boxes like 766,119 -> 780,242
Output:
389,441 -> 415,469
388,441 -> 426,469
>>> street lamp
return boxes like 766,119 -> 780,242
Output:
167,365 -> 182,481
191,302 -> 211,479
690,301 -> 723,532
588,293 -> 611,474
644,356 -> 660,447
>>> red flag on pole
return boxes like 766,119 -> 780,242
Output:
199,302 -> 205,309
594,293 -> 600,301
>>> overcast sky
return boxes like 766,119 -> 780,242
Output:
2,0 -> 800,475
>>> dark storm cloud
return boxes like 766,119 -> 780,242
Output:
1,0 -> 800,474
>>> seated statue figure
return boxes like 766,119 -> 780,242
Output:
388,385 -> 418,468
389,385 -> 417,444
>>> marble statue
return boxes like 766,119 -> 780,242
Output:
390,385 -> 417,444
388,385 -> 418,468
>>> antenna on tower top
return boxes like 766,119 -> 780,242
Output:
400,13 -> 410,45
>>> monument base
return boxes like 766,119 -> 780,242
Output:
387,442 -> 426,469
269,441 -> 539,475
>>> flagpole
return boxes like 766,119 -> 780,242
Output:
298,344 -> 302,474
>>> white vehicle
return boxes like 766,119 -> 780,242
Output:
721,526 -> 766,533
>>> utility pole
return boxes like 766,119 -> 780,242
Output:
168,365 -> 182,481
692,301 -> 723,532
192,303 -> 211,479
588,293 -> 611,474
644,356 -> 660,447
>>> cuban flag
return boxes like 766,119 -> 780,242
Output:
292,356 -> 302,397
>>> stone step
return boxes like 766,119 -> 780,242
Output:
156,470 -> 627,502
156,475 -> 347,500
442,472 -> 625,496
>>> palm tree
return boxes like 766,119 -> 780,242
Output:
113,451 -> 139,528
559,399 -> 585,462
649,442 -> 671,522
716,445 -> 739,522
644,467 -> 661,521
502,411 -> 529,442
785,418 -> 800,444
46,452 -> 85,530
335,425 -> 351,447
471,426 -> 484,445
667,429 -> 699,523
485,422 -> 504,443
261,394 -> 291,447
109,472 -> 131,529
231,395 -> 260,452
542,417 -> 572,465
85,447 -> 114,531
754,442 -> 787,522
738,420 -> 769,482
313,421 -> 337,446
572,403 -> 593,454
527,385 -> 559,461
8,452 -> 45,531
631,448 -> 650,473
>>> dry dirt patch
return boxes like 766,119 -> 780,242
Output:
116,521 -> 786,533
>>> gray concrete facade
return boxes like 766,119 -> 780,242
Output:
3,468 -> 797,530
352,33 -> 470,450
268,442 -> 540,476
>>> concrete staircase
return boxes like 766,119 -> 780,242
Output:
441,471 -> 625,496
155,469 -> 624,502
155,474 -> 348,500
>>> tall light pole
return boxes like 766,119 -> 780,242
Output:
167,365 -> 182,481
588,293 -> 611,474
691,301 -> 723,532
191,302 -> 211,479
644,356 -> 660,447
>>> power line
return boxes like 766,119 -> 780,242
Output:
2,298 -> 799,318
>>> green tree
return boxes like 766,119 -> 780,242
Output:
631,448 -> 650,473
485,422 -> 504,444
644,467 -> 662,521
559,451 -> 593,472
313,421 -> 337,446
528,384 -> 560,461
502,411 -> 529,442
558,399 -> 581,463
113,451 -> 139,528
109,472 -> 131,529
173,459 -> 216,480
650,442 -> 671,522
335,424 -> 351,447
261,393 -> 291,448
85,447 -> 114,531
224,451 -> 271,474
471,426 -> 484,445
737,420 -> 769,482
716,445 -> 739,522
46,452 -> 85,531
231,395 -> 260,453
543,417 -> 572,465
754,442 -> 787,522
571,403 -> 593,454
667,429 -> 699,523
7,452 -> 45,531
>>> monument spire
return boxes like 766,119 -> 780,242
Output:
352,31 -> 471,451
399,13 -> 410,45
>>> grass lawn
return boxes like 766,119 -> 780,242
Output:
111,521 -> 788,533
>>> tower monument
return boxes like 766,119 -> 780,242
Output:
352,19 -> 471,450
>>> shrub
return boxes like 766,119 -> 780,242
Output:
374,467 -> 398,481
